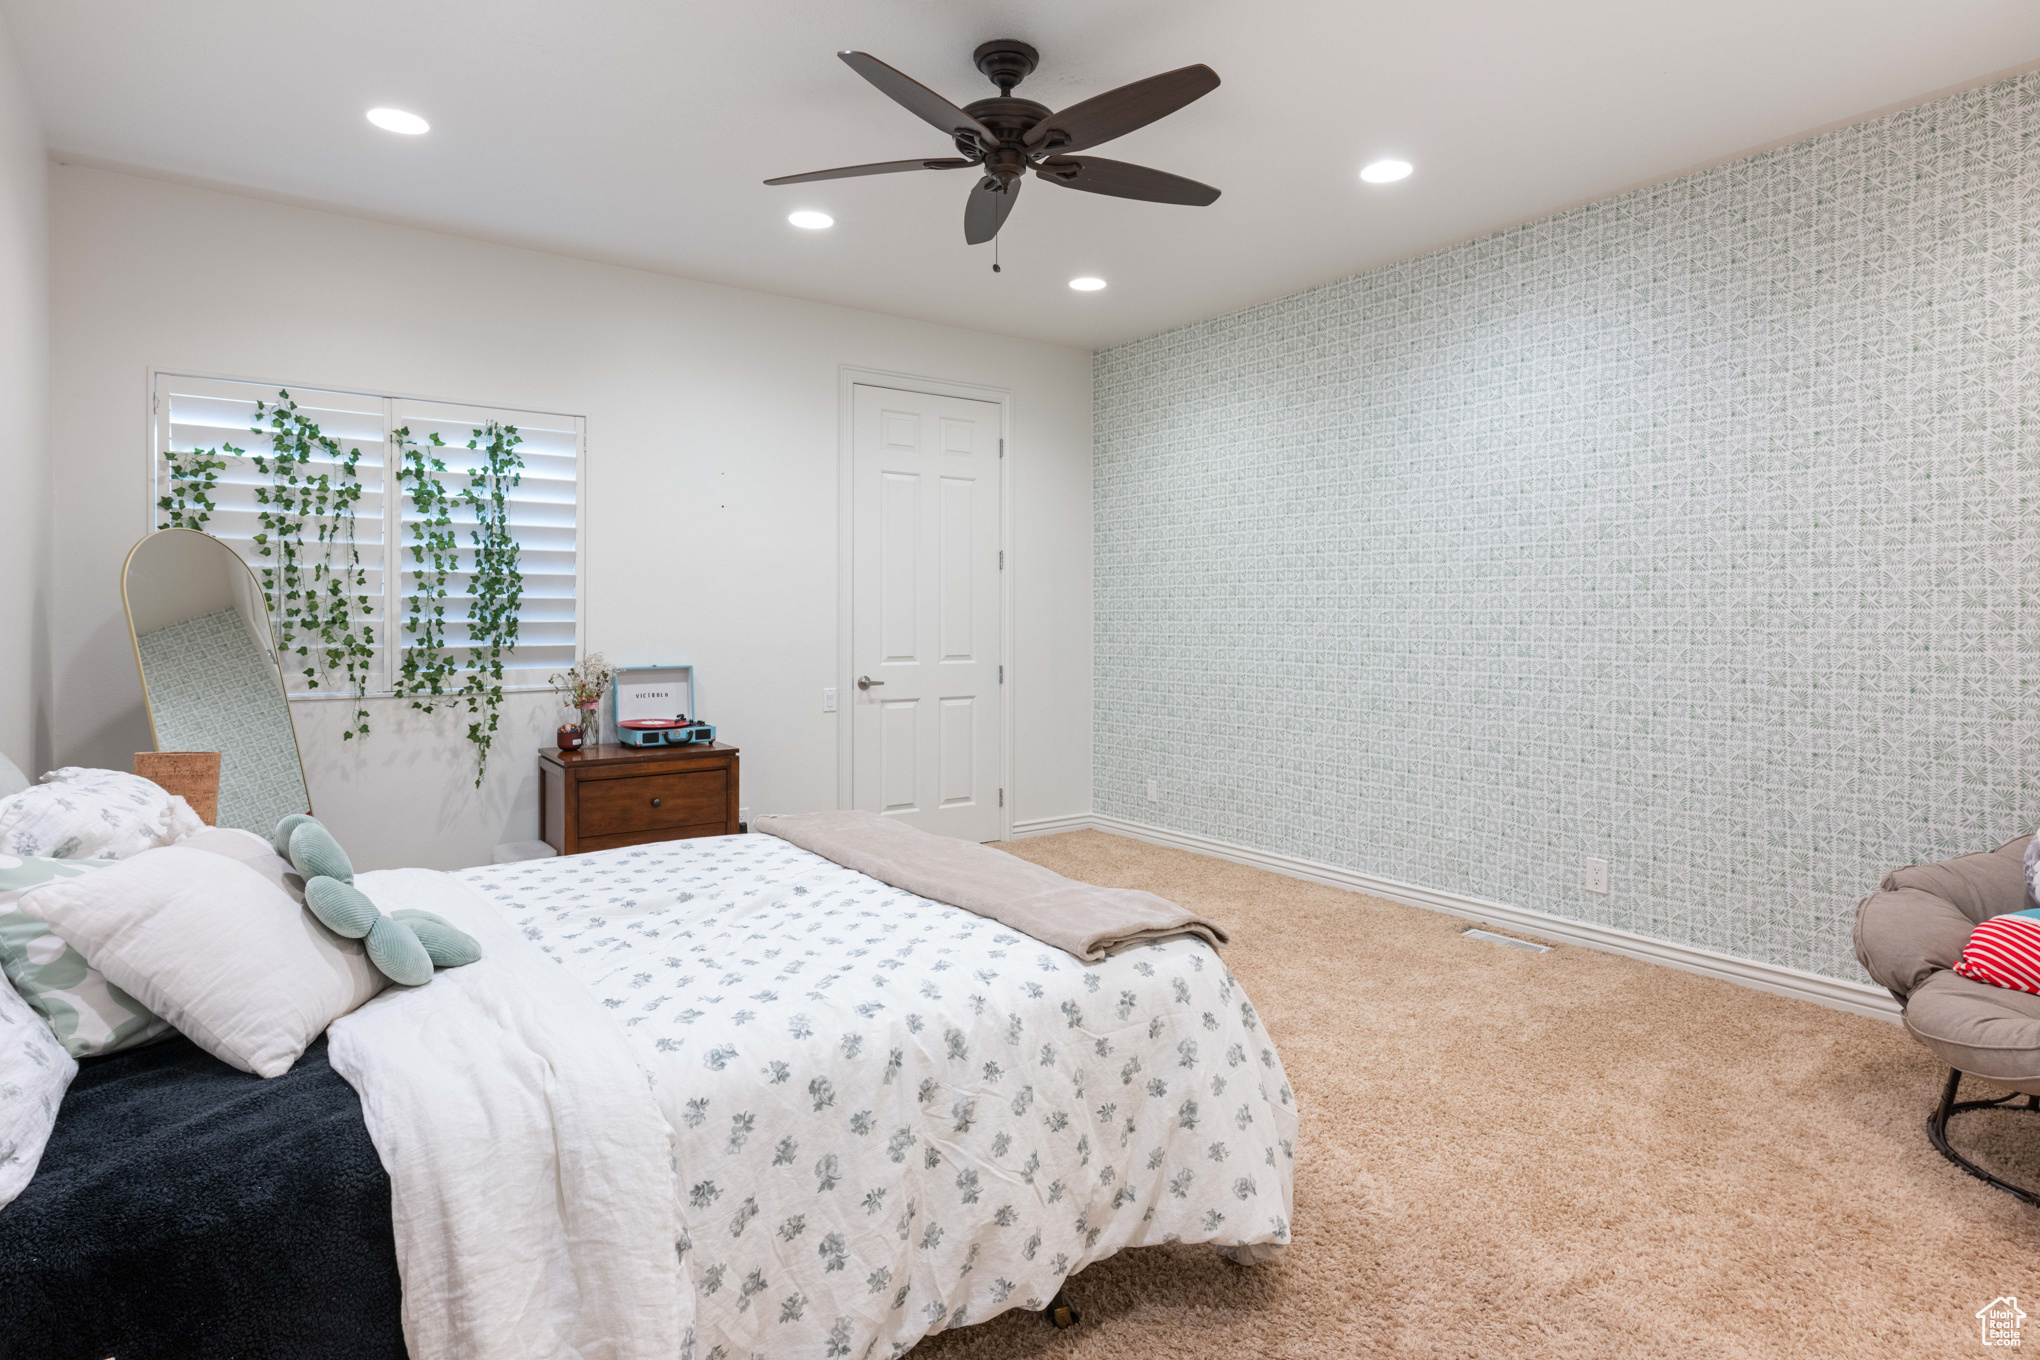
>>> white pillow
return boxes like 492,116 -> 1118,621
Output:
178,825 -> 307,903
0,970 -> 76,1208
17,844 -> 386,1078
0,767 -> 205,860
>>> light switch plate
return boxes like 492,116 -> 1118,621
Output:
1584,857 -> 1610,895
822,687 -> 837,713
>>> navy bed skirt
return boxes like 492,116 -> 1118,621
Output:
0,1035 -> 406,1360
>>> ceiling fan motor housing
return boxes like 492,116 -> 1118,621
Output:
966,38 -> 1047,179
972,39 -> 1039,93
958,96 -> 1052,179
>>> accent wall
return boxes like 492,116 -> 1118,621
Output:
1093,71 -> 2038,983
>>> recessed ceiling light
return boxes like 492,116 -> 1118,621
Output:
787,210 -> 835,230
1360,159 -> 1413,184
1068,277 -> 1107,292
366,107 -> 429,136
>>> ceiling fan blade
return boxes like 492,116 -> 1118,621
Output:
839,51 -> 997,148
1034,156 -> 1220,206
764,157 -> 974,186
963,174 -> 1022,245
1022,64 -> 1219,155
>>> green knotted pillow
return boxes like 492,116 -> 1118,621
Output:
303,877 -> 378,939
288,820 -> 355,885
392,909 -> 484,969
364,916 -> 433,986
270,813 -> 319,863
274,818 -> 480,985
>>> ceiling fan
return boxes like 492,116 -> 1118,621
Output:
765,40 -> 1221,247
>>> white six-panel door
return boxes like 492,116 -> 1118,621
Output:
851,383 -> 1004,841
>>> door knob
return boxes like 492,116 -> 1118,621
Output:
857,675 -> 885,690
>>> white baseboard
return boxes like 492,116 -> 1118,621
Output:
1020,813 -> 1901,1023
1008,814 -> 1097,839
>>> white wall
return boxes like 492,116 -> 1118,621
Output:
0,24 -> 47,774
48,165 -> 1093,869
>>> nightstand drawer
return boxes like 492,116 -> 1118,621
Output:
578,769 -> 728,836
539,741 -> 740,857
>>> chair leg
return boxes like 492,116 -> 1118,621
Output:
1926,1067 -> 2040,1208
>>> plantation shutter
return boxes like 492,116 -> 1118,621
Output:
152,374 -> 582,699
154,375 -> 391,695
387,399 -> 580,692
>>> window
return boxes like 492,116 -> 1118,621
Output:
151,373 -> 582,698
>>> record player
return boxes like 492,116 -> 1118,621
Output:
609,664 -> 716,748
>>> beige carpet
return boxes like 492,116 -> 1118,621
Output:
905,830 -> 2040,1359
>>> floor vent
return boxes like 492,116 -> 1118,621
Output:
1463,928 -> 1550,954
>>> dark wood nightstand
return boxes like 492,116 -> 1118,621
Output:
538,742 -> 740,856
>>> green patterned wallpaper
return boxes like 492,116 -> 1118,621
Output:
1093,72 -> 2038,982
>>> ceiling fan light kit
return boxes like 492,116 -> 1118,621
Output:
765,39 -> 1222,256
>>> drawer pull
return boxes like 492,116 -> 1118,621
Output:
651,797 -> 663,807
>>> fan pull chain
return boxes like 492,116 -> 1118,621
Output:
992,234 -> 1001,273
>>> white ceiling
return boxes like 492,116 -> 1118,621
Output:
6,0 -> 2039,350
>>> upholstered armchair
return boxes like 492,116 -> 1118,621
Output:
1855,833 -> 2040,1204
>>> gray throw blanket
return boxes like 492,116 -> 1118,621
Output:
753,811 -> 1228,961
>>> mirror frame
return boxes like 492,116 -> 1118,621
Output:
121,526 -> 314,816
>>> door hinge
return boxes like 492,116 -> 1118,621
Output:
998,664 -> 1004,684
999,438 -> 1005,458
999,788 -> 1004,808
998,550 -> 1004,570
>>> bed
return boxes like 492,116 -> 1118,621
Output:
1,831 -> 1296,1360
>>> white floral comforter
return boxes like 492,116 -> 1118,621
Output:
459,833 -> 1296,1360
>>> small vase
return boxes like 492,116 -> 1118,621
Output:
557,723 -> 585,752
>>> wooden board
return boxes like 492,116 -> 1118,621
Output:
133,751 -> 221,826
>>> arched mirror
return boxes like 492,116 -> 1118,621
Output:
122,528 -> 311,835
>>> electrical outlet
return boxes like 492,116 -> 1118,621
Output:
1146,779 -> 1159,803
822,687 -> 837,713
1584,857 -> 1610,895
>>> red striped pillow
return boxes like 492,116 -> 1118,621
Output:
1954,910 -> 2040,996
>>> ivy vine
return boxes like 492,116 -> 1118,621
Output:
158,442 -> 235,530
394,420 -> 524,782
248,394 -> 375,737
393,427 -> 460,705
456,422 -> 525,779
